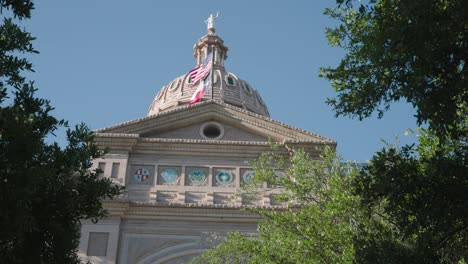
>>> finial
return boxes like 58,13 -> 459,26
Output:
205,12 -> 219,33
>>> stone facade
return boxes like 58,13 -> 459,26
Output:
78,25 -> 335,264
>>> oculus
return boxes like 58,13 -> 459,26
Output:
200,121 -> 224,140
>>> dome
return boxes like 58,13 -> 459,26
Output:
147,28 -> 270,117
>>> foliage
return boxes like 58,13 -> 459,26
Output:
0,1 -> 123,263
197,0 -> 467,262
194,147 -> 365,263
322,0 -> 468,263
354,129 -> 468,263
321,0 -> 467,140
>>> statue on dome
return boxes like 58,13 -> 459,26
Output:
205,12 -> 219,31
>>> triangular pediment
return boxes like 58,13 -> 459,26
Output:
95,101 -> 335,144
142,120 -> 269,142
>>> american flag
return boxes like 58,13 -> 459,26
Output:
189,52 -> 213,86
189,75 -> 210,105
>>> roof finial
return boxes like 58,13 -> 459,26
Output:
205,12 -> 219,34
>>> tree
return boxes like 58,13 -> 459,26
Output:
321,0 -> 467,262
197,1 -> 466,263
194,148 -> 366,263
353,129 -> 468,263
321,0 -> 466,140
0,1 -> 123,263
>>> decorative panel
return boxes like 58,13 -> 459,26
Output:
156,191 -> 178,203
270,194 -> 286,206
185,167 -> 209,186
157,166 -> 182,185
213,192 -> 235,205
129,165 -> 155,185
240,168 -> 255,187
212,168 -> 236,187
242,193 -> 262,206
267,171 -> 286,188
185,192 -> 207,204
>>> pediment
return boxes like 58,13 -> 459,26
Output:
142,120 -> 268,142
95,101 -> 335,144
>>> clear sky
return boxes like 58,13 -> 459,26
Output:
22,1 -> 418,161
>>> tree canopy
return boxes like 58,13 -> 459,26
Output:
321,0 -> 467,140
197,0 -> 467,263
321,0 -> 467,262
194,148 -> 365,264
0,1 -> 122,263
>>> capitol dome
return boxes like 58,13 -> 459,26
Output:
147,27 -> 270,117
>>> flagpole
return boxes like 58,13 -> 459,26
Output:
211,45 -> 215,100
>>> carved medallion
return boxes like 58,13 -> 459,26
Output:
161,168 -> 178,184
134,168 -> 150,183
216,171 -> 233,186
188,169 -> 206,184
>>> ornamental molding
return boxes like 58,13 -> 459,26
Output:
95,100 -> 335,144
94,136 -> 326,157
101,200 -> 277,221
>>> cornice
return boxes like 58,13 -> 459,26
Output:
101,199 -> 288,221
94,134 -> 331,157
95,100 -> 336,144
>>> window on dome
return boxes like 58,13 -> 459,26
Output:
187,76 -> 192,84
169,80 -> 178,91
242,82 -> 252,94
156,88 -> 163,99
258,94 -> 265,106
226,76 -> 235,86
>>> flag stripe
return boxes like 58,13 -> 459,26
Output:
189,53 -> 212,86
189,75 -> 210,105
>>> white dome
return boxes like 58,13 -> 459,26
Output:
147,68 -> 269,117
147,32 -> 270,117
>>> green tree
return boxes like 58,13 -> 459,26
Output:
197,0 -> 466,263
321,0 -> 467,140
0,1 -> 123,263
321,0 -> 467,262
353,130 -> 468,263
194,148 -> 365,263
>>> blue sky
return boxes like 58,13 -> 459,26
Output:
22,1 -> 418,161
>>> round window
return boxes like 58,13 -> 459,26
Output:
200,121 -> 224,140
